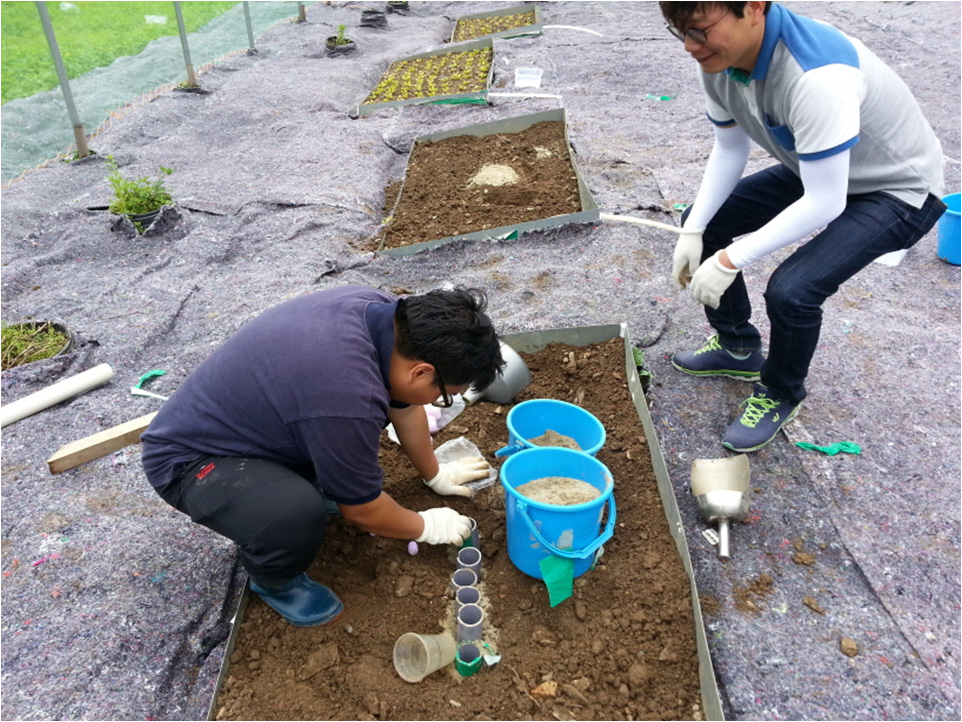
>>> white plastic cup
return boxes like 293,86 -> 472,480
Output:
393,632 -> 457,682
515,67 -> 543,88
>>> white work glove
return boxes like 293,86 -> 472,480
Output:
424,457 -> 490,497
690,250 -> 740,309
672,228 -> 705,288
416,508 -> 471,545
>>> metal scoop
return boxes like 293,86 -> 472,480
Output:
463,341 -> 531,405
690,455 -> 751,559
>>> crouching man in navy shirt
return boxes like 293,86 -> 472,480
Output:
142,285 -> 504,626
660,1 -> 945,452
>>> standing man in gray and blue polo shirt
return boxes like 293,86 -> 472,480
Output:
659,1 -> 945,452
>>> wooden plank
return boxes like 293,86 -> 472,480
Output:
47,412 -> 158,474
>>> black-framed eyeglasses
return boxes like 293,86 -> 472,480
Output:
666,12 -> 727,44
431,371 -> 454,408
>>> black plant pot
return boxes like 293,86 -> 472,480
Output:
360,9 -> 387,28
128,209 -> 161,229
1,320 -> 75,370
325,37 -> 357,56
386,1 -> 409,13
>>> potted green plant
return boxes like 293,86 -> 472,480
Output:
325,24 -> 357,56
105,155 -> 174,234
1,320 -> 74,370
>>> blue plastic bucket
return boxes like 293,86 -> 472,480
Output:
500,447 -> 616,579
495,399 -> 606,458
938,193 -> 960,266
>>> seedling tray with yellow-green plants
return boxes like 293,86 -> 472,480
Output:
356,38 -> 494,116
450,4 -> 542,43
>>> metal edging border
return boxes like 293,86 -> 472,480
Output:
498,323 -> 725,721
206,581 -> 252,721
376,107 -> 601,257
355,38 -> 495,117
449,4 -> 543,44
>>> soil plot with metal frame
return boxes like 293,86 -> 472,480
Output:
213,338 -> 706,721
373,119 -> 586,252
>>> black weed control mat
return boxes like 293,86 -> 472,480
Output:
2,2 -> 959,719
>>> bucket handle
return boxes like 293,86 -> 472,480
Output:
515,494 -> 617,560
495,441 -> 525,458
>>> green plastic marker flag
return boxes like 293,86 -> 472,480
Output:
795,441 -> 862,456
539,555 -> 574,607
135,369 -> 166,389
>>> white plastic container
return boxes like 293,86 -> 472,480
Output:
514,67 -> 543,88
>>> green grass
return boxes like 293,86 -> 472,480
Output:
1,1 -> 239,105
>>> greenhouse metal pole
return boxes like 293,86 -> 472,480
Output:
35,1 -> 90,158
173,2 -> 198,86
243,2 -> 256,52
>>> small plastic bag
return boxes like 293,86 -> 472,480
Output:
435,436 -> 498,493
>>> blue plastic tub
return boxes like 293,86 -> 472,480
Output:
938,192 -> 960,266
495,398 -> 606,457
500,447 -> 616,579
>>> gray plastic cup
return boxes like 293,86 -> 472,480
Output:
393,632 -> 457,682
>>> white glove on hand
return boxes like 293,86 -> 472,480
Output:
416,508 -> 471,545
690,251 -> 740,309
672,228 -> 705,288
424,457 -> 490,497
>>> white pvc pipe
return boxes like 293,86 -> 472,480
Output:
543,24 -> 604,37
457,546 -> 482,579
600,212 -> 686,235
487,92 -> 563,100
456,603 -> 484,643
0,363 -> 114,429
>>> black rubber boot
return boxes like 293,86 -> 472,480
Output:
250,573 -> 343,627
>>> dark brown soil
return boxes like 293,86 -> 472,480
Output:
214,339 -> 703,721
375,120 -> 583,250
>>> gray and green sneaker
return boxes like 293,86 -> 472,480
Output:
722,383 -> 799,453
671,334 -> 762,380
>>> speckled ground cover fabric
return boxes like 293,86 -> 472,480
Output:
2,3 -> 958,719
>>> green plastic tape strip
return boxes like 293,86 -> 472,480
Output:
539,554 -> 574,607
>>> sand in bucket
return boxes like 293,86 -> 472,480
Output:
526,428 -> 582,451
515,476 -> 600,506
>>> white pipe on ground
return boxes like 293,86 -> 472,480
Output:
600,212 -> 686,235
1,363 -> 115,429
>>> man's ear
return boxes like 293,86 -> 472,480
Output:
409,361 -> 436,382
746,0 -> 767,24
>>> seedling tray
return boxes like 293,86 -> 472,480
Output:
377,107 -> 600,256
206,324 -> 724,721
356,38 -> 495,116
450,4 -> 542,43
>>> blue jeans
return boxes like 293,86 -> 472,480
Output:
685,165 -> 945,405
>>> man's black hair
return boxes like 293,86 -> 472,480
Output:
395,287 -> 505,393
659,1 -> 772,29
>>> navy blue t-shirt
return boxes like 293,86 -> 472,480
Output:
141,285 -> 400,505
